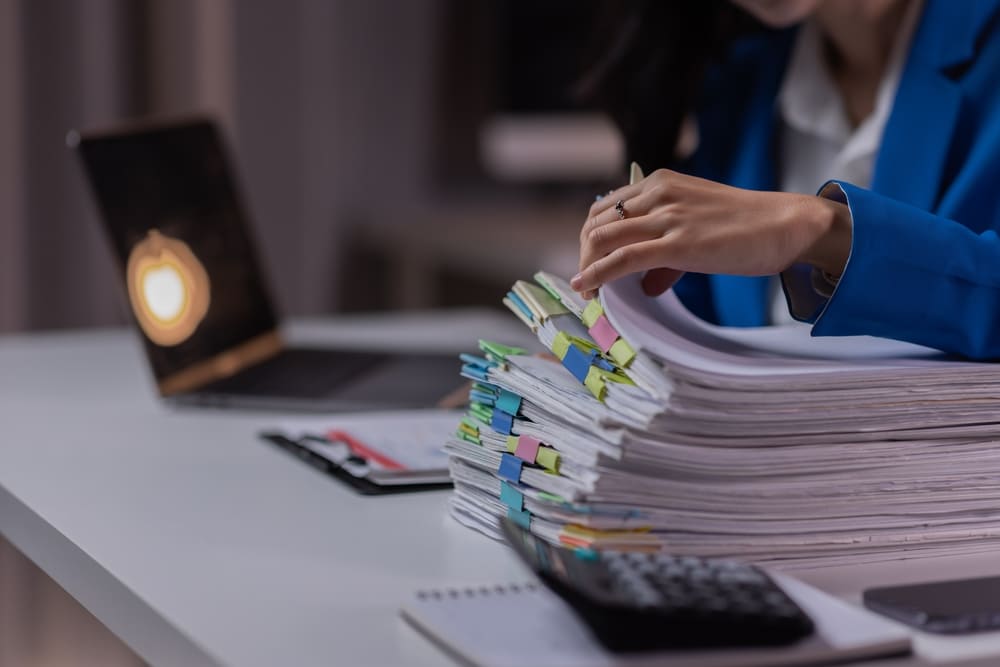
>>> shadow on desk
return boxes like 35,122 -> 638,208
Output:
0,536 -> 145,667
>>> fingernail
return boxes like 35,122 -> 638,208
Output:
570,273 -> 583,289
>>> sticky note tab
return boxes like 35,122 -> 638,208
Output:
479,340 -> 528,361
551,332 -> 571,361
582,300 -> 605,327
469,390 -> 496,405
491,410 -> 514,435
495,390 -> 522,416
515,281 -> 568,321
506,290 -> 534,323
588,314 -> 620,353
561,344 -> 592,383
500,482 -> 524,511
584,365 -> 607,401
503,297 -> 535,331
459,420 -> 479,438
609,338 -> 636,367
460,364 -> 489,382
514,435 -> 541,462
533,272 -> 563,302
457,431 -> 480,445
508,507 -> 532,530
593,356 -> 616,372
498,453 -> 523,482
536,447 -> 560,472
506,435 -> 519,453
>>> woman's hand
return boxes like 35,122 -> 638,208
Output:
571,169 -> 853,299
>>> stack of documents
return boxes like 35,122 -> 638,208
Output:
447,271 -> 1000,567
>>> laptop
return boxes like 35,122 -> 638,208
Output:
70,116 -> 463,412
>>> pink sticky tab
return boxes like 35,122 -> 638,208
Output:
514,436 -> 541,462
589,315 -> 619,353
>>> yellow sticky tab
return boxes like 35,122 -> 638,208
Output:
552,332 -> 571,360
581,300 -> 604,328
567,333 -> 601,355
597,366 -> 634,386
609,338 -> 637,367
506,435 -> 519,453
515,281 -> 568,322
584,366 -> 607,401
536,447 -> 560,472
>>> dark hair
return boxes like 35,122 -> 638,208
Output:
577,1 -> 763,170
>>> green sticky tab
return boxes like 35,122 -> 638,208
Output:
469,403 -> 492,424
536,447 -> 560,473
479,340 -> 528,361
506,435 -> 519,453
458,431 -> 480,445
584,366 -> 607,401
609,338 -> 636,367
500,482 -> 524,511
537,490 -> 566,503
533,272 -> 563,301
551,332 -> 571,360
582,300 -> 604,327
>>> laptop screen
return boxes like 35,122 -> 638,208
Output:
75,118 -> 279,385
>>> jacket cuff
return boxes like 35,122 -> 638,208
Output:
779,181 -> 853,323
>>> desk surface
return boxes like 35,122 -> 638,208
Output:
2,310 -> 1000,667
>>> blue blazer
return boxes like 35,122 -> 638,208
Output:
673,0 -> 1000,359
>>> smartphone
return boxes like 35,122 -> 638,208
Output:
863,576 -> 1000,634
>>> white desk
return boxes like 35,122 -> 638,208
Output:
1,310 -> 999,667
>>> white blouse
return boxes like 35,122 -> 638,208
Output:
770,1 -> 923,324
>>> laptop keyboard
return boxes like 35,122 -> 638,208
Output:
198,348 -> 388,399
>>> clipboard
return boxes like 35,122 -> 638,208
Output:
259,410 -> 458,496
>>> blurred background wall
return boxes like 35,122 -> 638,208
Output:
0,0 -> 621,334
0,1 -> 623,664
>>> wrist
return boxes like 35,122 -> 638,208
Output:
799,196 -> 852,277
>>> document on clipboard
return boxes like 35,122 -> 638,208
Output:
260,410 -> 459,495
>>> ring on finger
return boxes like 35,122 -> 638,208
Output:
615,199 -> 627,219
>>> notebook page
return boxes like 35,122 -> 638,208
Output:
401,576 -> 910,667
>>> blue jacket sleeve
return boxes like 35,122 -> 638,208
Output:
789,181 -> 1000,359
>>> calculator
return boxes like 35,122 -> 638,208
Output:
500,518 -> 814,652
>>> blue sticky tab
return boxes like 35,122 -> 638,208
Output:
594,356 -> 616,372
507,507 -> 532,530
495,390 -> 522,416
561,345 -> 592,383
461,364 -> 488,381
491,410 -> 514,435
498,453 -> 523,482
506,291 -> 534,321
459,353 -> 491,368
470,390 -> 496,405
499,482 -> 524,511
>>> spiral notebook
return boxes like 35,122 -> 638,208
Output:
401,575 -> 911,667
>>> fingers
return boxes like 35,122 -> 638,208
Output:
588,181 -> 644,220
641,267 -> 683,296
578,213 -> 661,276
571,238 -> 668,298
